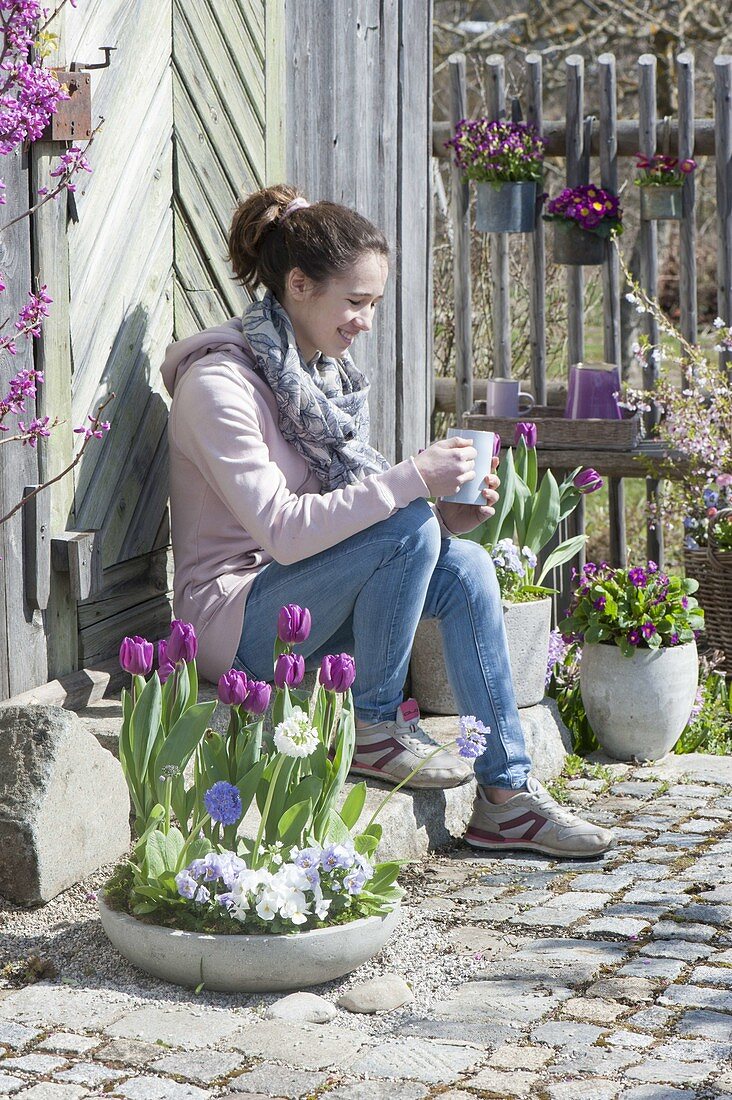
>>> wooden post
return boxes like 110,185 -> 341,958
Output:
677,52 -> 698,348
715,55 -> 732,371
598,53 -> 626,567
448,53 -> 473,421
526,52 -> 546,405
639,53 -> 663,565
485,54 -> 510,379
565,55 -> 584,370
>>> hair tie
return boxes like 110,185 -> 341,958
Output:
281,197 -> 310,220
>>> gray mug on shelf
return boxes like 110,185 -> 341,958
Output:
485,377 -> 535,417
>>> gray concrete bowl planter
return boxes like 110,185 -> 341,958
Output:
410,597 -> 552,714
579,640 -> 698,762
98,892 -> 400,993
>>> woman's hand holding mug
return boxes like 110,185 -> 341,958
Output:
413,436 -> 477,498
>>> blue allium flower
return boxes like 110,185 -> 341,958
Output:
456,715 -> 489,759
204,781 -> 242,826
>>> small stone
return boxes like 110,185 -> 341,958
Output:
559,997 -> 627,1025
641,939 -> 714,962
675,903 -> 732,927
655,1037 -> 732,1063
0,1074 -> 25,1097
606,1030 -> 656,1049
659,984 -> 732,1013
582,917 -> 650,938
445,926 -> 506,956
338,974 -> 413,1014
1,1053 -> 67,1074
265,992 -> 336,1024
548,1048 -> 642,1075
93,1038 -> 163,1066
545,890 -> 609,910
150,1050 -> 245,1085
395,1017 -> 513,1048
545,1082 -> 620,1100
531,1020 -> 604,1047
115,1078 -> 211,1099
7,1087 -> 85,1100
488,1044 -> 552,1070
0,1020 -> 42,1048
625,1005 -> 675,1032
676,1009 -> 732,1041
54,1063 -> 127,1087
229,1020 -> 364,1071
106,1004 -> 242,1049
223,1064 -> 328,1097
619,957 -> 686,981
350,1038 -> 481,1083
463,1068 -> 539,1097
585,976 -> 656,1004
37,1033 -> 99,1055
690,965 -> 732,988
323,1085 -> 428,1100
626,1058 -> 712,1084
621,1088 -> 700,1100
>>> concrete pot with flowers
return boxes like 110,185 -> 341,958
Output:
560,562 -> 704,762
543,183 -> 623,265
101,611 -> 488,993
411,423 -> 600,714
446,117 -> 545,233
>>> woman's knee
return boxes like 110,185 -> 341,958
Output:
377,498 -> 442,560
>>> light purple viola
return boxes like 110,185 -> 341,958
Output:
119,635 -> 153,677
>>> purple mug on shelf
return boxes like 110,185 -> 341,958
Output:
564,362 -> 622,420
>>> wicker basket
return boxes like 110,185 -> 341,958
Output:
705,508 -> 732,674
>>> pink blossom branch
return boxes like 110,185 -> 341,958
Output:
0,393 -> 115,527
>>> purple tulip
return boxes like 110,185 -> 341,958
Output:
277,604 -> 312,645
274,652 -> 305,689
218,669 -> 249,706
119,635 -> 153,676
492,432 -> 501,458
243,679 -> 272,715
157,639 -> 176,684
166,619 -> 198,663
514,422 -> 537,449
573,468 -> 603,494
320,653 -> 356,693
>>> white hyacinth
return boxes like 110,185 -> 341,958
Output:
273,708 -> 319,758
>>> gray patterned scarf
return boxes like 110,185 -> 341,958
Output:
241,291 -> 390,491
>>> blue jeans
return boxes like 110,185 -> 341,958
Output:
234,499 -> 531,789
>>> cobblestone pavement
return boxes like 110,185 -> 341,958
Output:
1,753 -> 732,1099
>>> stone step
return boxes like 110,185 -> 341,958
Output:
76,688 -> 571,861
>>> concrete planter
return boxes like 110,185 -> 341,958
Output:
98,892 -> 400,993
640,185 -> 683,220
579,640 -> 698,762
551,219 -> 606,265
410,597 -> 552,715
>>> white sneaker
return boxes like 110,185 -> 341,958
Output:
465,776 -> 614,857
350,699 -> 473,790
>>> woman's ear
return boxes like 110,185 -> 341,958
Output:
286,267 -> 313,301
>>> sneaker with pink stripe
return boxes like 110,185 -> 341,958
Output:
351,699 -> 472,790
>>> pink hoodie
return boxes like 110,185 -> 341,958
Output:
160,319 -> 430,683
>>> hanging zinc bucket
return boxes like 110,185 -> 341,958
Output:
476,181 -> 537,233
640,185 -> 683,221
552,220 -> 606,266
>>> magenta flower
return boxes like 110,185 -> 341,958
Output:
274,652 -> 305,689
629,567 -> 647,589
679,158 -> 697,174
119,635 -> 153,676
157,639 -> 176,684
243,679 -> 272,715
277,604 -> 312,645
166,619 -> 198,663
641,621 -> 657,640
574,468 -> 603,494
628,629 -> 641,646
492,433 -> 501,458
218,669 -> 249,706
320,653 -> 356,693
514,422 -> 537,448
593,596 -> 606,610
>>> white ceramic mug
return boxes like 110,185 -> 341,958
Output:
485,377 -> 535,417
440,427 -> 496,506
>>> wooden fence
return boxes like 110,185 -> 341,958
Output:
433,50 -> 732,588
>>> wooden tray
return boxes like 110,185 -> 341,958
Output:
463,404 -> 644,452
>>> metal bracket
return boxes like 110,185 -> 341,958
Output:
51,530 -> 103,602
70,46 -> 117,72
43,70 -> 92,140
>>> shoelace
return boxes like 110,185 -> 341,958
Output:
398,722 -> 442,757
531,788 -> 582,827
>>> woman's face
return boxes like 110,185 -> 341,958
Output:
282,250 -> 388,362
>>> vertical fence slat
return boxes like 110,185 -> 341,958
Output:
715,55 -> 732,371
448,53 -> 473,422
565,55 -> 584,369
639,53 -> 663,565
485,54 -> 511,379
526,52 -> 547,405
598,53 -> 625,566
678,51 -> 698,347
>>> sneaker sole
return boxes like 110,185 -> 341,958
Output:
349,763 -> 471,790
464,829 -> 613,858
